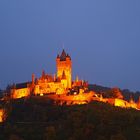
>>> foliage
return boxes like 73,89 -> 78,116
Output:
0,98 -> 140,140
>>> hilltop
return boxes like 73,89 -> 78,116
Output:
0,84 -> 140,139
0,48 -> 140,140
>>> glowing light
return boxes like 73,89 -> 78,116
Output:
0,109 -> 5,123
40,93 -> 44,96
114,99 -> 126,108
12,88 -> 30,99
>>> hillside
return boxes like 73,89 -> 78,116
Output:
0,98 -> 140,140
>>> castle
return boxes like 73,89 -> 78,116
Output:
11,49 -> 88,99
8,49 -> 140,110
1,49 -> 140,123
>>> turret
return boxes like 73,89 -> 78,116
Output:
66,53 -> 71,60
76,76 -> 79,82
42,70 -> 45,78
32,73 -> 35,85
54,74 -> 56,81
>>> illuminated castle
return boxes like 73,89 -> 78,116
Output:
11,49 -> 87,99
0,49 -> 138,113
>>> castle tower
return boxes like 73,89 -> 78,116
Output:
56,49 -> 72,88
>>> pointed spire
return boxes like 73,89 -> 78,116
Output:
32,73 -> 35,85
42,70 -> 45,78
76,76 -> 79,82
57,54 -> 60,58
60,49 -> 67,61
35,78 -> 38,84
66,53 -> 71,60
54,74 -> 56,81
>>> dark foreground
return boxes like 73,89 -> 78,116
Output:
1,98 -> 140,140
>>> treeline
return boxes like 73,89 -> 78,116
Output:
89,84 -> 140,101
0,98 -> 140,140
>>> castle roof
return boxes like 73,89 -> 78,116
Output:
59,49 -> 71,61
60,49 -> 67,61
15,82 -> 31,89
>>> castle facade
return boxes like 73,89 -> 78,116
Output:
11,49 -> 87,99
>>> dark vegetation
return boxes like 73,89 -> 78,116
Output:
0,89 -> 4,98
0,85 -> 140,140
0,97 -> 140,140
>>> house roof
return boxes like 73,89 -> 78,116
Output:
15,82 -> 31,89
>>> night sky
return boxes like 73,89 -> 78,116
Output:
0,1 -> 140,91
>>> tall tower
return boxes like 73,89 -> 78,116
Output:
56,49 -> 72,88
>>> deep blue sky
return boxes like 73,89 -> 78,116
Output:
0,0 -> 140,91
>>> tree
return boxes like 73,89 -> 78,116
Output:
44,126 -> 56,140
110,133 -> 126,140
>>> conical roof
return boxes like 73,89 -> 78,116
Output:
60,49 -> 67,61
